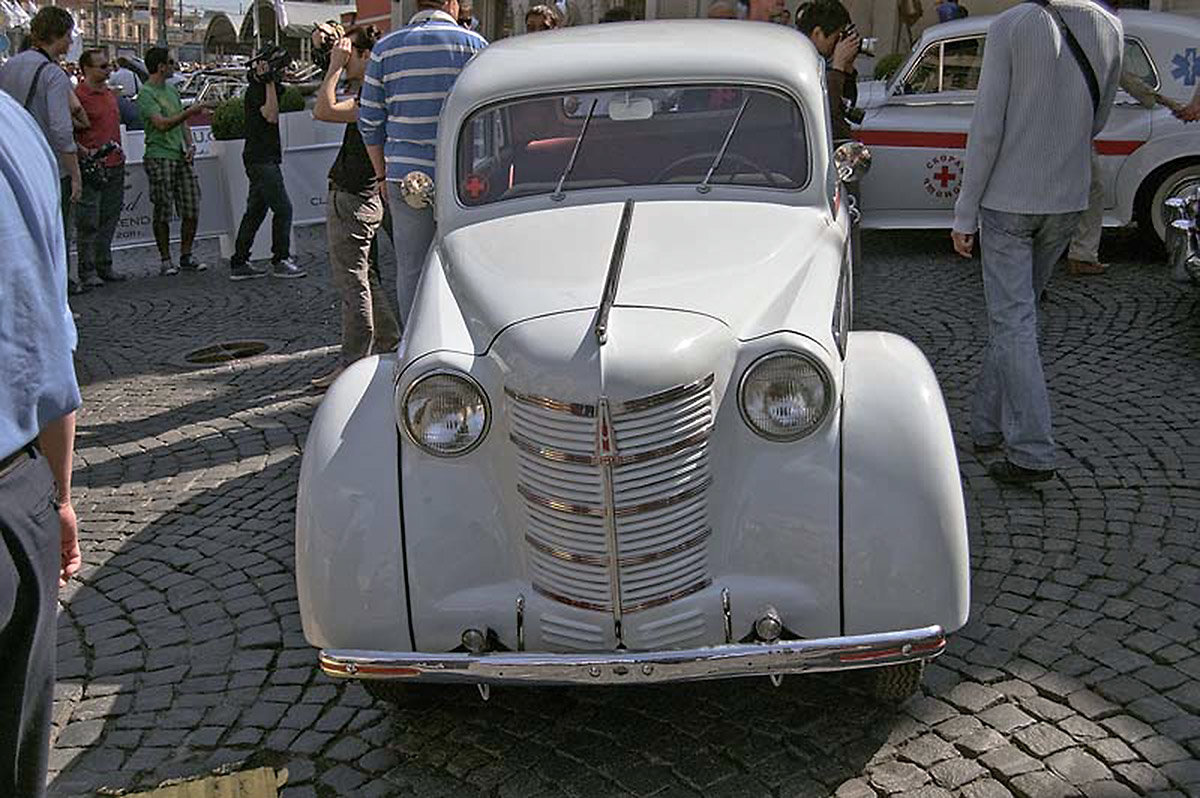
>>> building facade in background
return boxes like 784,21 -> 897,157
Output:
371,0 -> 1197,54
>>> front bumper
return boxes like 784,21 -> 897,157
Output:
319,625 -> 945,686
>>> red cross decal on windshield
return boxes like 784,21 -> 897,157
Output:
933,165 -> 957,189
463,174 -> 489,200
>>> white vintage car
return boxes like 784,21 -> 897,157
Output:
856,10 -> 1200,242
296,21 -> 969,703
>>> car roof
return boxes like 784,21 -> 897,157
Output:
1118,9 -> 1200,37
447,20 -> 824,108
916,7 -> 1200,46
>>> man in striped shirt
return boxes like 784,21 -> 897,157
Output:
359,0 -> 486,325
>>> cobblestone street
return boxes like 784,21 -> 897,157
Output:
48,226 -> 1200,797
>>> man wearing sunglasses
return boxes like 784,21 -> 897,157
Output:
138,47 -> 208,277
74,50 -> 127,288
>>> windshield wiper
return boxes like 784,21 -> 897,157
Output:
697,95 -> 752,195
551,98 -> 598,202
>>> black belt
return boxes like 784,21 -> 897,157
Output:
0,444 -> 34,480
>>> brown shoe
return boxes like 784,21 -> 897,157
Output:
1066,258 -> 1106,275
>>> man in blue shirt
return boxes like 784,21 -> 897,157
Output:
359,0 -> 486,326
0,90 -> 83,798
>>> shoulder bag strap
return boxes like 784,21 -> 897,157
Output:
23,61 -> 50,109
1027,0 -> 1100,115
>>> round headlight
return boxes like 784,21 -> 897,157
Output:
402,371 -> 490,456
739,352 -> 832,441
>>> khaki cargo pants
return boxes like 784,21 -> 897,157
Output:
325,188 -> 401,364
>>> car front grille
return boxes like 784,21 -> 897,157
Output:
507,376 -> 715,629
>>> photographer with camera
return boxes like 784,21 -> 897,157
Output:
797,0 -> 863,143
310,26 -> 401,390
74,49 -> 126,288
228,49 -> 304,281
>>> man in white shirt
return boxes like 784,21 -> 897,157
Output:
109,57 -> 141,97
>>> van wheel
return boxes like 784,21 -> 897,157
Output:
1138,161 -> 1200,245
870,660 -> 925,703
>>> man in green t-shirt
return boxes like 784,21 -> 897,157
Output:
138,47 -> 208,276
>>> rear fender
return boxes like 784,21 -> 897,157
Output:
841,332 -> 969,635
296,355 -> 410,651
1116,129 -> 1200,224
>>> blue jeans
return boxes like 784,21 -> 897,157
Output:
234,162 -> 292,264
385,183 -> 435,328
971,208 -> 1081,471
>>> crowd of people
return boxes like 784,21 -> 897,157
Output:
0,9 -> 212,293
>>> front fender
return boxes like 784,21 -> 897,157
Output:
296,355 -> 411,652
841,331 -> 969,636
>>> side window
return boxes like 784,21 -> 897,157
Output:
901,44 -> 942,95
899,36 -> 987,95
1123,38 -> 1159,92
942,37 -> 986,92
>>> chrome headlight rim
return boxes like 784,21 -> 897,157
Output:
737,350 -> 834,443
400,369 -> 491,458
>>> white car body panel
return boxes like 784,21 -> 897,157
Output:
296,355 -> 410,652
857,11 -> 1200,234
296,21 -> 970,685
842,332 -> 970,635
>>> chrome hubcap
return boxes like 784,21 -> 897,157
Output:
1158,175 -> 1200,239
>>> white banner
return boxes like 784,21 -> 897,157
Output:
112,158 -> 229,251
112,116 -> 346,257
284,143 -> 340,226
113,126 -> 227,251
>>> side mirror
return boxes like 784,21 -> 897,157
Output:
834,141 -> 872,183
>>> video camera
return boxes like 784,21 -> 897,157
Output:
80,141 -> 122,187
247,45 -> 291,84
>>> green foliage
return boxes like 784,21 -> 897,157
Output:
874,52 -> 907,82
209,86 -> 307,140
280,86 -> 306,113
211,96 -> 245,140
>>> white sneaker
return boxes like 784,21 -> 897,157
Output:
160,260 -> 179,276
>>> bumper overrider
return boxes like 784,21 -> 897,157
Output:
319,625 -> 945,686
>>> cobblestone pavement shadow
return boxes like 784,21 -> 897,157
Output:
47,228 -> 1200,797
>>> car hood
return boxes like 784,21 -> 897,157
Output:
439,200 -> 842,352
856,78 -> 890,111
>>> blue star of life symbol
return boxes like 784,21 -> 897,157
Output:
1171,48 -> 1200,87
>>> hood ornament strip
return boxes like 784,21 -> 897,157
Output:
595,199 -> 635,346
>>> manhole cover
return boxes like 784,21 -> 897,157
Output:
183,340 -> 270,365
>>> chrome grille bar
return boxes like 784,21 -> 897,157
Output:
510,375 -> 715,627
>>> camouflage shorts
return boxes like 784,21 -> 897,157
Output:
143,157 -> 201,225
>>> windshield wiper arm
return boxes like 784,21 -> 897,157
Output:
697,95 -> 751,195
551,98 -> 598,202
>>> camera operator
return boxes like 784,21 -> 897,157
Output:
310,27 -> 400,390
797,0 -> 860,143
228,53 -> 304,281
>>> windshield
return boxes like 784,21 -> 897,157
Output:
456,84 -> 809,207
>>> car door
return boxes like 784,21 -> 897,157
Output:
1095,37 -> 1155,221
856,34 -> 984,228
857,31 -> 1154,230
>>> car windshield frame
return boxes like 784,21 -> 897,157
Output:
454,82 -> 811,208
